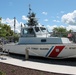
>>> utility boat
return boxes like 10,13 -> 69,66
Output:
3,25 -> 76,58
3,5 -> 76,59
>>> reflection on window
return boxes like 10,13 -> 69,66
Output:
23,29 -> 28,34
40,27 -> 47,32
35,27 -> 40,32
23,28 -> 34,35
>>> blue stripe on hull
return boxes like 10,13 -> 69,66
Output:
45,46 -> 54,57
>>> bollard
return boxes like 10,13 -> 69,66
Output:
2,49 -> 9,56
25,48 -> 29,60
8,49 -> 9,56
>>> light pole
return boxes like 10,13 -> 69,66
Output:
14,17 -> 16,42
0,27 -> 1,37
0,17 -> 2,24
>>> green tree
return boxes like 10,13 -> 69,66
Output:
0,17 -> 19,42
68,29 -> 73,33
52,27 -> 68,37
0,23 -> 6,37
26,12 -> 38,26
0,23 -> 14,37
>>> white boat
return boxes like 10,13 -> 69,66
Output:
3,25 -> 76,58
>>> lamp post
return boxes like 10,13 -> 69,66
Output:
14,17 -> 16,43
0,27 -> 1,37
0,17 -> 2,23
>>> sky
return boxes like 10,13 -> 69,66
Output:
0,0 -> 76,33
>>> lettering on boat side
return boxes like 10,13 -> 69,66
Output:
40,48 -> 49,50
31,48 -> 38,50
31,47 -> 49,50
27,47 -> 30,49
69,47 -> 76,49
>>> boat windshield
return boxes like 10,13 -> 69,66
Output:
40,27 -> 47,33
22,28 -> 35,37
34,27 -> 40,32
23,29 -> 28,34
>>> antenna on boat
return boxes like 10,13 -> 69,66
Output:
28,4 -> 32,15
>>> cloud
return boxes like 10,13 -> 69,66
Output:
46,25 -> 76,32
38,23 -> 42,26
44,19 -> 48,22
53,20 -> 60,22
42,12 -> 47,15
46,25 -> 65,31
22,15 -> 29,21
66,25 -> 76,31
2,18 -> 24,33
46,25 -> 58,32
62,10 -> 76,25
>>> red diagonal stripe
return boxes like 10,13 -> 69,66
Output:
49,46 -> 65,57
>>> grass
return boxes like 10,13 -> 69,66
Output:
0,71 -> 6,75
11,69 -> 16,73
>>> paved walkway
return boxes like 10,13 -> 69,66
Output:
0,56 -> 76,75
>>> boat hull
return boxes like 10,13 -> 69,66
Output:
3,43 -> 76,58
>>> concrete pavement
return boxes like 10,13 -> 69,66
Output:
0,56 -> 76,75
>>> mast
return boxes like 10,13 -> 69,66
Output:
26,4 -> 38,26
28,4 -> 32,15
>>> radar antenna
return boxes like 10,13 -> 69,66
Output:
28,4 -> 32,15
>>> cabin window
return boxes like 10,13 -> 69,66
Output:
23,28 -> 34,34
35,27 -> 40,32
40,27 -> 47,32
27,28 -> 34,34
22,28 -> 35,37
41,39 -> 46,42
23,29 -> 28,34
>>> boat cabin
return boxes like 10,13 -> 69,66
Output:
18,25 -> 71,44
21,26 -> 50,37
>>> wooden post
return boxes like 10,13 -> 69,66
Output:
25,48 -> 29,60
